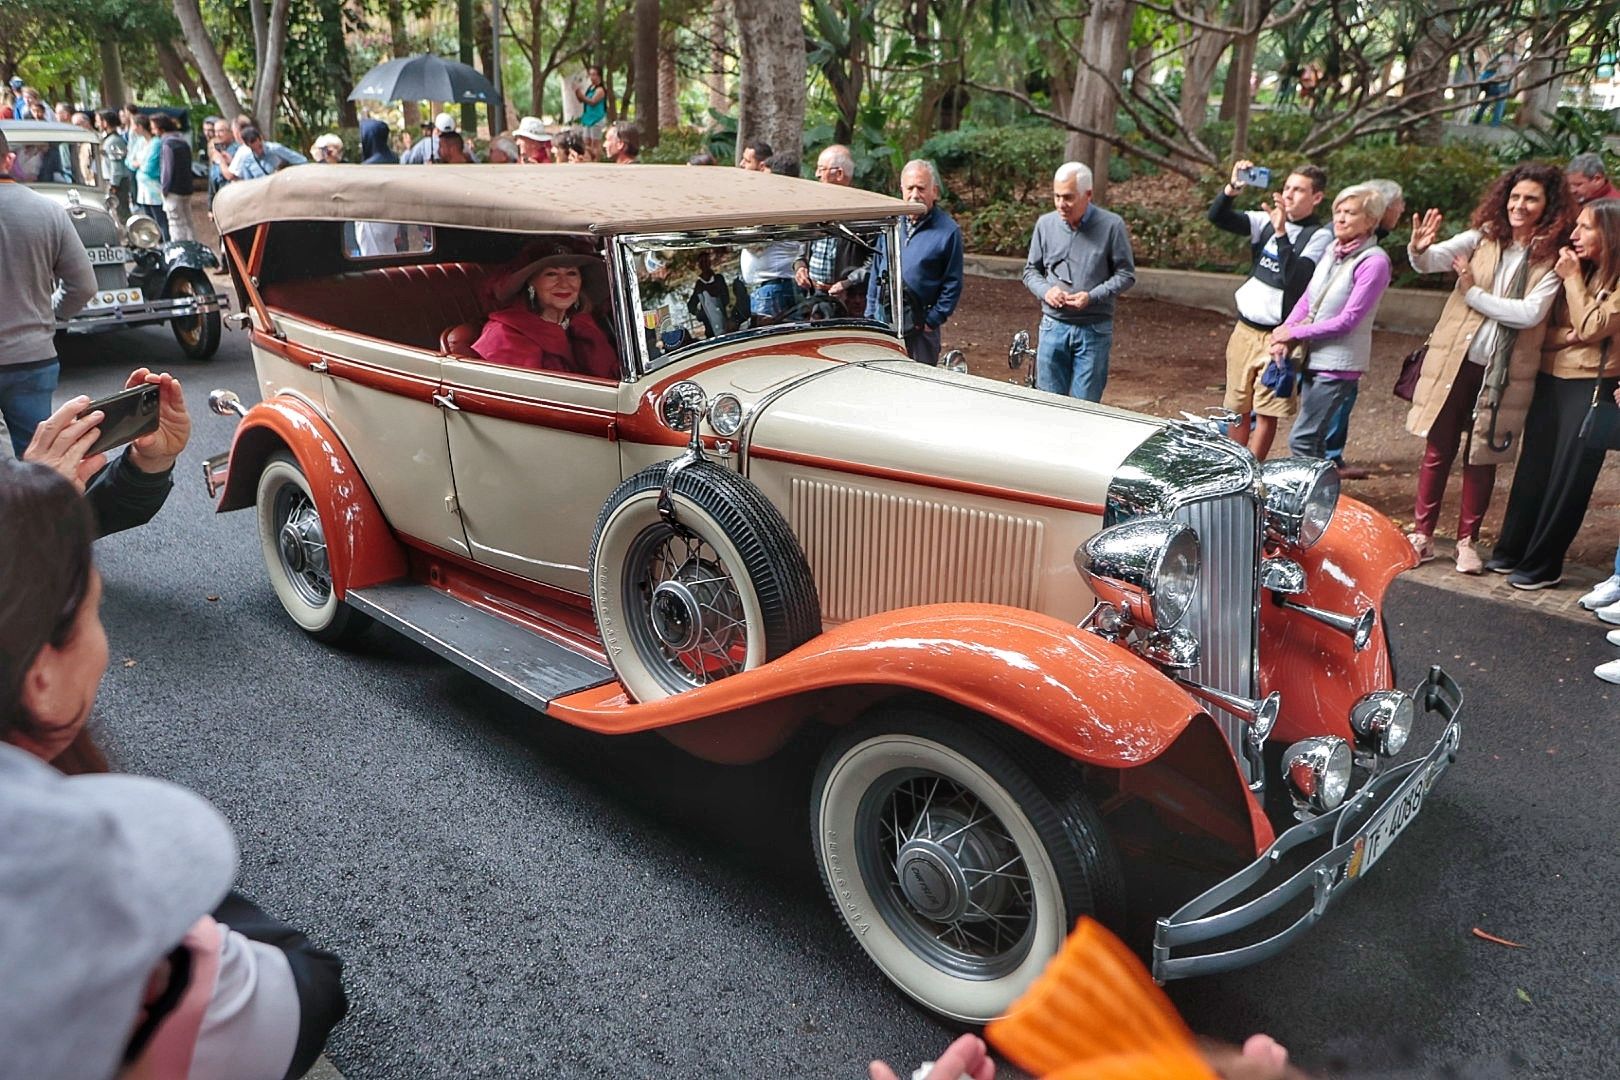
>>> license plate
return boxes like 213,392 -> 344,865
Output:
1348,727 -> 1456,880
86,246 -> 129,266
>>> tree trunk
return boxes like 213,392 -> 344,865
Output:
1063,0 -> 1135,203
734,0 -> 805,160
474,0 -> 497,132
156,41 -> 191,100
706,0 -> 729,118
1179,28 -> 1228,133
250,0 -> 268,70
321,0 -> 358,128
1517,29 -> 1567,131
634,0 -> 660,144
1226,0 -> 1258,158
457,0 -> 477,133
659,24 -> 679,129
99,39 -> 127,112
1129,42 -> 1154,101
1218,49 -> 1240,121
173,0 -> 245,119
258,0 -> 293,137
1400,16 -> 1454,145
387,0 -> 419,131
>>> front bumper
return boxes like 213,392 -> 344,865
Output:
58,292 -> 226,334
1151,664 -> 1463,981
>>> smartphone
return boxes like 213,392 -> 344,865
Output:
1240,165 -> 1272,189
80,383 -> 161,457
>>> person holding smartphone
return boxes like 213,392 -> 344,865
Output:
1207,159 -> 1332,459
23,368 -> 191,537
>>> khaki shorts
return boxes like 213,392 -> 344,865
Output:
1223,320 -> 1297,418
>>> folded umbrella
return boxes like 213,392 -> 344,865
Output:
349,54 -> 495,104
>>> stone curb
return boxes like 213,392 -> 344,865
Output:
964,255 -> 1445,336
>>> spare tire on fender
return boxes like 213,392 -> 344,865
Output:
589,458 -> 822,702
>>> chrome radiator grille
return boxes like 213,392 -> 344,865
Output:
1173,493 -> 1260,766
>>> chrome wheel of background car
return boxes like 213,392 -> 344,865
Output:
255,452 -> 370,644
165,268 -> 222,360
591,460 -> 821,702
811,708 -> 1123,1023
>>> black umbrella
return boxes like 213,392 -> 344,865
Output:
348,54 -> 494,104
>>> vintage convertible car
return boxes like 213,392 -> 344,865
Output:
204,165 -> 1462,1022
2,119 -> 225,359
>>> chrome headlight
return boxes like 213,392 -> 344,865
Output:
708,393 -> 743,437
1259,458 -> 1339,549
125,214 -> 162,249
1350,691 -> 1414,757
658,381 -> 707,431
1284,736 -> 1353,813
1078,518 -> 1200,630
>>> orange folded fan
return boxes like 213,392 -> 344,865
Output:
985,917 -> 1219,1080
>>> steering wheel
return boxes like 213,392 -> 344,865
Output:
756,294 -> 846,327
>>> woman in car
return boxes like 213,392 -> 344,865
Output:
473,242 -> 619,379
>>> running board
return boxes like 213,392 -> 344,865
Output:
345,582 -> 614,711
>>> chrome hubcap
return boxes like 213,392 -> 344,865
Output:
626,525 -> 748,691
274,486 -> 330,607
863,773 -> 1034,976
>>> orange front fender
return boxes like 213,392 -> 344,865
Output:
1261,496 -> 1417,745
214,396 -> 406,596
550,603 -> 1205,770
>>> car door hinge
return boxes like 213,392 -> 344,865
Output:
445,494 -> 460,514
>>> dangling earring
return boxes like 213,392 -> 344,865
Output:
526,284 -> 538,311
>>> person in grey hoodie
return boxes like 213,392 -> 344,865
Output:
0,129 -> 96,456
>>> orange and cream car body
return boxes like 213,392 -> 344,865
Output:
205,165 -> 1462,1022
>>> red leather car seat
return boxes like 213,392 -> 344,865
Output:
261,262 -> 496,351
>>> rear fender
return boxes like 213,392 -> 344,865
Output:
1262,496 -> 1415,745
214,396 -> 405,596
550,603 -> 1205,769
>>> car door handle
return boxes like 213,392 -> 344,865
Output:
309,357 -> 328,373
432,391 -> 460,411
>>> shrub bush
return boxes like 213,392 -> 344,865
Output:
957,200 -> 1037,256
920,125 -> 1066,208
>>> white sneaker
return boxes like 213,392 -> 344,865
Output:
1599,601 -> 1620,626
1597,658 -> 1620,684
1580,574 -> 1620,610
1608,629 -> 1620,647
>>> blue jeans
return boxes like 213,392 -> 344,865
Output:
0,360 -> 60,456
1035,317 -> 1113,402
749,278 -> 799,319
1323,382 -> 1359,463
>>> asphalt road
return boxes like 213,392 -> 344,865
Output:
60,323 -> 1620,1079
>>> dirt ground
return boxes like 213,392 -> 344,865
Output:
947,275 -> 1620,572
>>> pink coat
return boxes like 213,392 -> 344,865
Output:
472,306 -> 619,380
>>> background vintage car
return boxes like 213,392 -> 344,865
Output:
205,164 -> 1462,1022
3,118 -> 225,359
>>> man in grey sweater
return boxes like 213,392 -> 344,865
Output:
0,129 -> 96,455
1021,161 -> 1136,402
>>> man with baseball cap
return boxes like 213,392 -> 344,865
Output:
401,111 -> 480,164
0,741 -> 237,1078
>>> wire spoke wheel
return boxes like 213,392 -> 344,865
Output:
812,709 -> 1123,1023
255,452 -> 369,644
591,460 -> 821,702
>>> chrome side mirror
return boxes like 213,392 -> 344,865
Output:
208,389 -> 247,418
1007,330 -> 1033,369
658,381 -> 707,433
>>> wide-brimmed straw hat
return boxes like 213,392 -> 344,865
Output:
495,240 -> 599,302
514,116 -> 552,143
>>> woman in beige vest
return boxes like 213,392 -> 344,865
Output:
1489,198 -> 1620,595
1404,163 -> 1573,574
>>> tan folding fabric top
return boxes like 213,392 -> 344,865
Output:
211,163 -> 920,236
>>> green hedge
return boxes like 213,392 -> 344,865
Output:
919,125 -> 1066,207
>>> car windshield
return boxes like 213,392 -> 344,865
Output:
624,222 -> 899,371
8,140 -> 89,185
